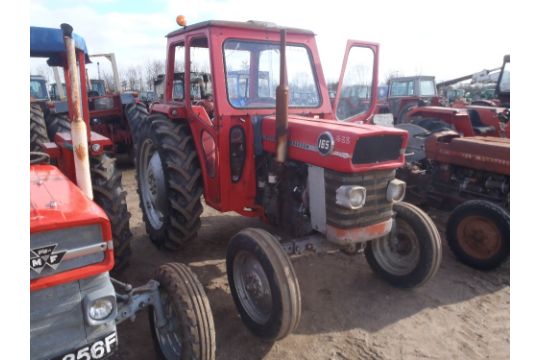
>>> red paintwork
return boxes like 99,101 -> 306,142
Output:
406,105 -> 509,138
261,115 -> 407,172
425,132 -> 510,176
152,21 -> 407,221
48,131 -> 112,183
30,165 -> 114,292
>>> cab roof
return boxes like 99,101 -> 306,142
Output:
166,20 -> 315,38
30,26 -> 90,66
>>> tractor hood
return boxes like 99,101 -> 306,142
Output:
260,115 -> 408,173
30,165 -> 109,234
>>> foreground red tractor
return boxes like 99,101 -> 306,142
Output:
30,24 -> 215,360
130,18 -> 442,341
396,123 -> 510,270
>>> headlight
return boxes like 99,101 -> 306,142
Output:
386,179 -> 406,202
336,185 -> 366,209
88,298 -> 114,321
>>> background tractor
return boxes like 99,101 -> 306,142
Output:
30,24 -> 215,360
130,18 -> 442,341
395,122 -> 509,270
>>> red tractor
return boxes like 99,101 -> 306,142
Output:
399,55 -> 510,138
379,75 -> 442,123
42,51 -> 147,160
129,18 -> 442,341
30,24 -> 215,360
395,122 -> 509,270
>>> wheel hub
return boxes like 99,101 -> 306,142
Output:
140,139 -> 167,229
457,216 -> 501,260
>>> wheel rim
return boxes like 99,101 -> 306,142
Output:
233,250 -> 273,324
456,215 -> 501,260
371,219 -> 421,276
153,291 -> 183,358
140,138 -> 167,229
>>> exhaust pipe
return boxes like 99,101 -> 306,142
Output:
61,23 -> 93,199
275,29 -> 288,164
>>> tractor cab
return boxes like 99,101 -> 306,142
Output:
386,75 -> 441,122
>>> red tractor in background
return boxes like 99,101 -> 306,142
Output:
398,55 -> 510,139
30,24 -> 215,360
128,18 -> 442,341
377,75 -> 442,123
42,51 -> 147,161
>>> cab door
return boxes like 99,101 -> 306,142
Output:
333,41 -> 379,123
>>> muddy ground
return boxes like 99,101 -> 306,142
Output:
112,168 -> 509,360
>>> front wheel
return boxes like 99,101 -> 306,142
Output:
365,202 -> 442,288
149,262 -> 215,360
226,228 -> 301,341
446,200 -> 509,270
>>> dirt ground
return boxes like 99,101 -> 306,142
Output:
112,168 -> 509,360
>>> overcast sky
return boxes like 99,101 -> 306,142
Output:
30,0 -> 511,85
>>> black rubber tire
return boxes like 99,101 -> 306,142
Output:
396,103 -> 417,124
90,154 -> 132,273
135,113 -> 203,250
446,200 -> 510,270
365,202 -> 442,288
149,262 -> 216,360
30,104 -> 49,152
226,228 -> 301,341
45,112 -> 71,140
125,102 -> 149,156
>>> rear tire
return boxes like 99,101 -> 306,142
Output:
446,200 -> 509,270
90,154 -> 132,273
365,202 -> 442,288
125,102 -> 149,156
30,104 -> 49,152
45,112 -> 71,140
149,262 -> 216,360
135,114 -> 203,250
226,228 -> 301,341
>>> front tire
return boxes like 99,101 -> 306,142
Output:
135,114 -> 203,250
365,202 -> 442,288
446,200 -> 510,270
90,154 -> 132,273
226,228 -> 301,341
149,262 -> 215,360
30,104 -> 49,152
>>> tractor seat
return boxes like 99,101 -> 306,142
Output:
468,109 -> 495,135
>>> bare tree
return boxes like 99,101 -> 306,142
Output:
144,59 -> 165,91
123,66 -> 143,91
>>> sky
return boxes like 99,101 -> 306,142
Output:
30,0 -> 511,86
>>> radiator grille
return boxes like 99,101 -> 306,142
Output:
352,135 -> 403,164
30,224 -> 105,280
325,169 -> 395,228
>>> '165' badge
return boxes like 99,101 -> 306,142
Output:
317,132 -> 334,156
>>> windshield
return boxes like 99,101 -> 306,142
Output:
30,79 -> 48,100
419,79 -> 436,96
223,40 -> 320,108
499,61 -> 510,93
91,80 -> 107,96
389,80 -> 414,97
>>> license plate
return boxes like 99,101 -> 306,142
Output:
52,332 -> 118,360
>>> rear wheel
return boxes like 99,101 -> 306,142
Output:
45,112 -> 71,140
30,104 -> 49,152
90,154 -> 132,273
365,202 -> 442,288
125,102 -> 149,155
446,200 -> 509,270
149,262 -> 215,360
135,114 -> 203,250
226,228 -> 301,341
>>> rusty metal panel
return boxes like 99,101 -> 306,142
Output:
426,134 -> 509,175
